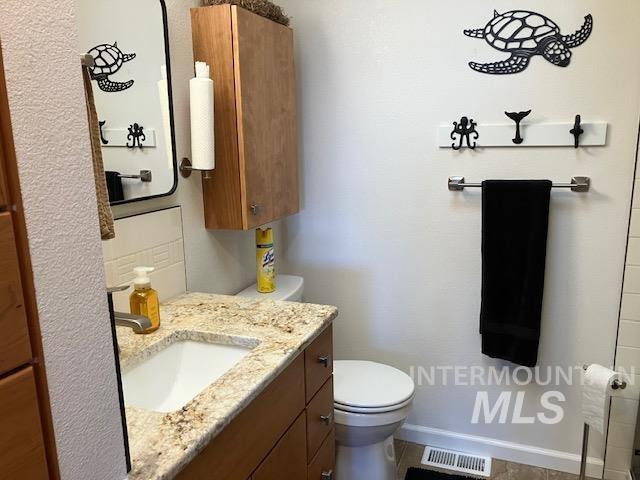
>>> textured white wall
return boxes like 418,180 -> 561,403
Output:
0,1 -> 127,479
277,0 -> 640,474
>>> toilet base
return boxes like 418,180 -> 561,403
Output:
336,434 -> 396,480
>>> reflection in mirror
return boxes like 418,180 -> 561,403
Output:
76,0 -> 177,204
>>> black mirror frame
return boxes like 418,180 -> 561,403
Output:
110,0 -> 178,206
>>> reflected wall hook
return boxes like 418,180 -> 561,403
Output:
99,120 -> 109,145
450,116 -> 479,150
505,110 -> 532,145
126,123 -> 146,149
570,115 -> 584,148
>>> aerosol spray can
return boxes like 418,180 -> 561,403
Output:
256,227 -> 276,293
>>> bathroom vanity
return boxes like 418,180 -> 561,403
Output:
118,293 -> 337,480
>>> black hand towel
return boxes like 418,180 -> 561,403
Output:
105,171 -> 125,203
480,180 -> 552,367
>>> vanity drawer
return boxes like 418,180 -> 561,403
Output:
0,212 -> 31,376
176,354 -> 305,480
253,412 -> 307,480
307,429 -> 335,480
306,377 -> 334,460
0,366 -> 48,480
304,325 -> 333,402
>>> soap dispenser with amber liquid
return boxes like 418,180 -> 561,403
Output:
129,267 -> 160,334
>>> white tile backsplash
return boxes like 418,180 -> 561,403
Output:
621,294 -> 640,321
630,209 -> 640,238
103,207 -> 187,312
623,266 -> 640,294
619,321 -> 640,348
626,238 -> 640,266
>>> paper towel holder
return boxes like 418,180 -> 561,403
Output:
180,157 -> 213,180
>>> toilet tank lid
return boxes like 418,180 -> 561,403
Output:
334,360 -> 415,409
236,275 -> 304,302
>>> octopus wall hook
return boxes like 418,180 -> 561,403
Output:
450,116 -> 479,150
126,123 -> 146,149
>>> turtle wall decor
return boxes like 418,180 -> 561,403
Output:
464,10 -> 593,75
88,42 -> 137,92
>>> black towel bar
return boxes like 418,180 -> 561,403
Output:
448,176 -> 590,193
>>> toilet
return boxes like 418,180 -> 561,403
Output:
236,276 -> 415,480
333,360 -> 414,480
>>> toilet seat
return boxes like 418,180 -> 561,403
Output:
334,401 -> 413,428
334,360 -> 415,410
334,395 -> 414,414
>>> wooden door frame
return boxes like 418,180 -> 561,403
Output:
0,42 -> 61,480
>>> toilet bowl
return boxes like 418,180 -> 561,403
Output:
236,277 -> 414,480
333,360 -> 414,480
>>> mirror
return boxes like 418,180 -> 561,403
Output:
76,0 -> 177,204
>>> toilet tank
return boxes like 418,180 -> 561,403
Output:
236,275 -> 304,302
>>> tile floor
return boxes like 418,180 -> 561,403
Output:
394,440 -> 598,480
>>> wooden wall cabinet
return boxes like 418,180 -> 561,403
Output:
176,325 -> 334,480
191,5 -> 299,230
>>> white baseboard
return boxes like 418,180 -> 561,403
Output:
397,423 -> 604,478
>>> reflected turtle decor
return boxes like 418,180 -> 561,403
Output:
88,42 -> 137,92
464,10 -> 593,75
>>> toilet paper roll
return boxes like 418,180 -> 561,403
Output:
582,364 -> 620,434
190,62 -> 215,171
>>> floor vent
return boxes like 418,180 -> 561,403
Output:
421,446 -> 492,478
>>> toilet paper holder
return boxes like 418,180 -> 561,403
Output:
581,364 -> 626,390
579,365 -> 626,480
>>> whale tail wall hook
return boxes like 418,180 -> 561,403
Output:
505,110 -> 532,144
570,114 -> 584,148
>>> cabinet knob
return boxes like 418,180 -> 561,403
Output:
250,204 -> 262,215
321,470 -> 333,480
318,355 -> 331,368
320,412 -> 334,425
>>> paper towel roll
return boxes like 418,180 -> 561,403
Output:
582,364 -> 620,434
190,62 -> 215,171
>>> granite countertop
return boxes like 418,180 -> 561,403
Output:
117,292 -> 338,480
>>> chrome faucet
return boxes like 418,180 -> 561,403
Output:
113,311 -> 153,334
107,286 -> 153,333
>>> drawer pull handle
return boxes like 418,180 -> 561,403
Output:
321,470 -> 333,480
320,413 -> 333,425
318,355 -> 330,368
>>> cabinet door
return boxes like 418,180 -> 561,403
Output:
232,6 -> 299,229
307,430 -> 335,480
305,325 -> 333,402
306,378 -> 334,460
253,413 -> 307,480
0,212 -> 31,375
0,367 -> 48,480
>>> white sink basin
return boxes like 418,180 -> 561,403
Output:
122,340 -> 252,413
